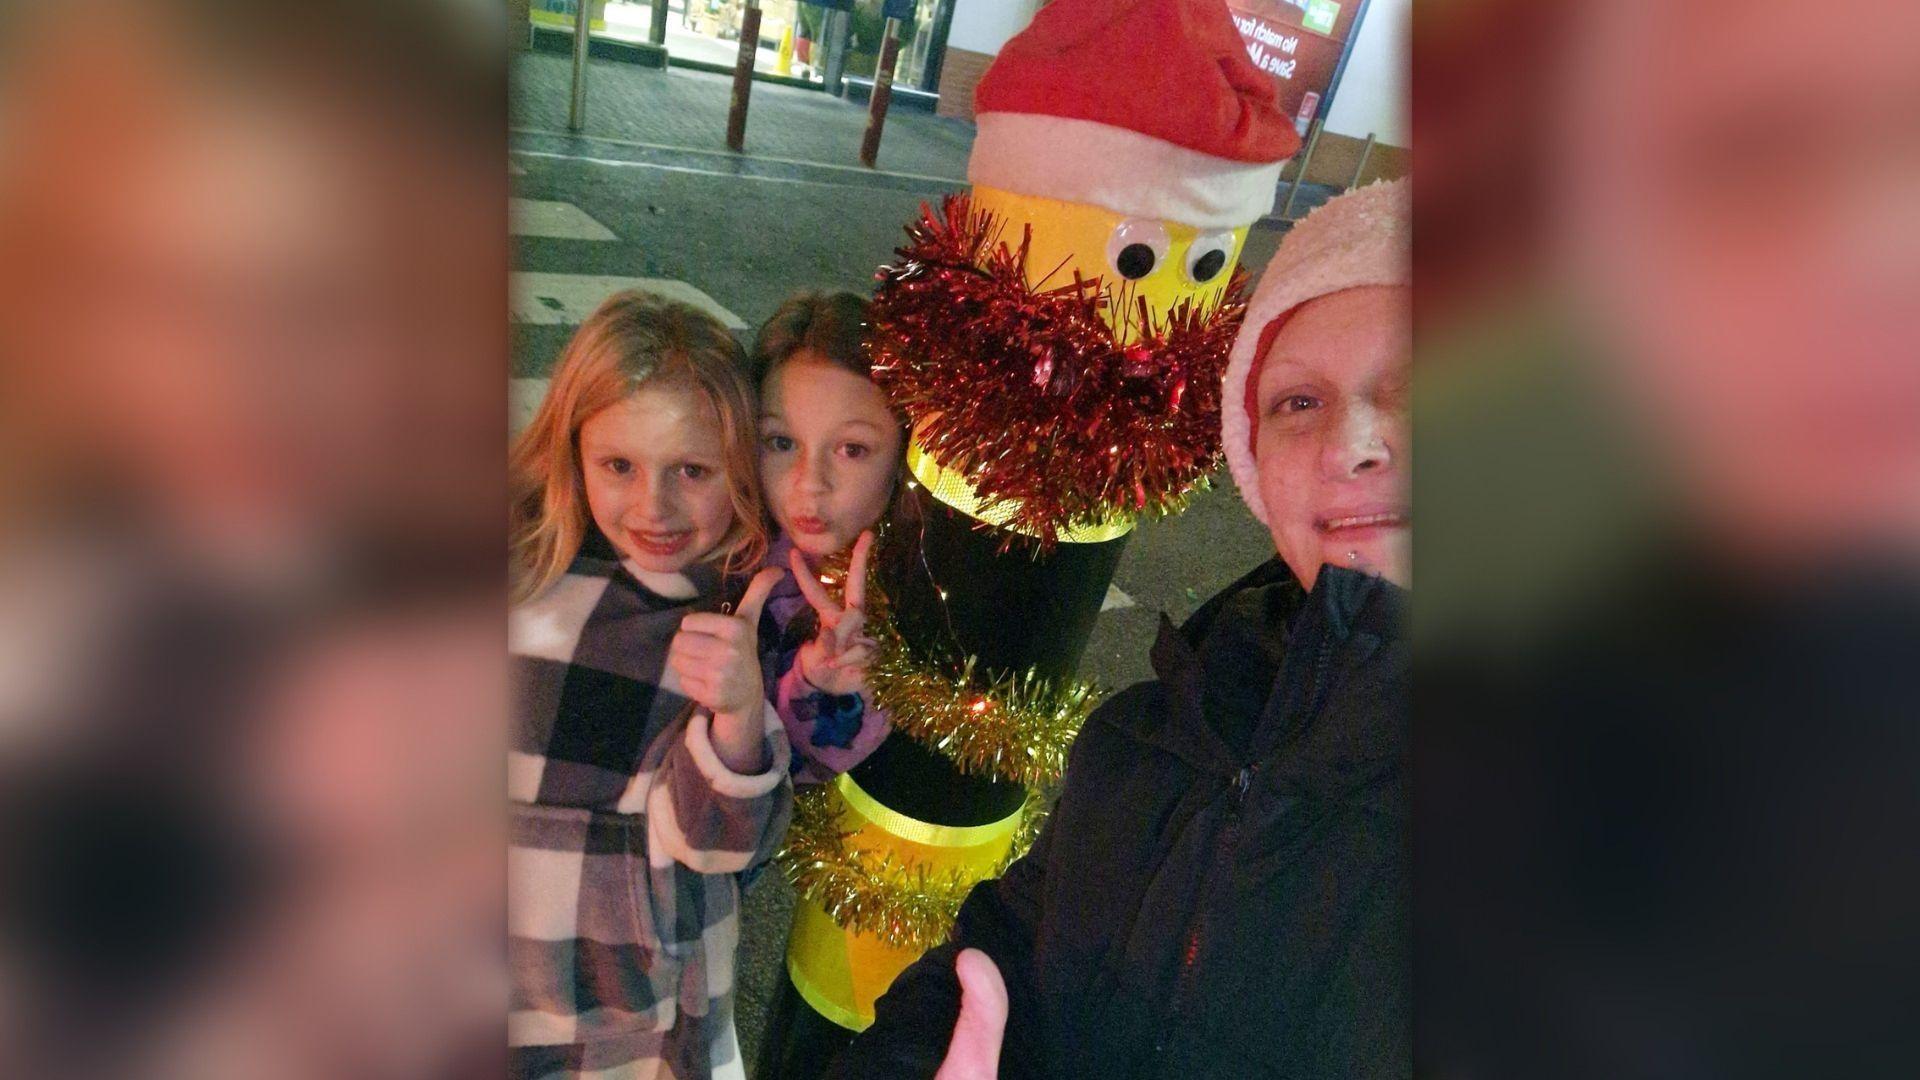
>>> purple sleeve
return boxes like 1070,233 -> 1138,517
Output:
775,661 -> 891,784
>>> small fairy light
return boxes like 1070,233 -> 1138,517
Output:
820,574 -> 838,586
938,589 -> 949,600
860,623 -> 1095,787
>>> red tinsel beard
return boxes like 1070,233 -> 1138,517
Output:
868,193 -> 1249,546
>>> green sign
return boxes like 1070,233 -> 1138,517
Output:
1303,0 -> 1339,35
531,0 -> 606,32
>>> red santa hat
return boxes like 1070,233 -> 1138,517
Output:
969,0 -> 1302,229
1221,178 -> 1411,525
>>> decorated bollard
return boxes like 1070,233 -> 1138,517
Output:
756,0 -> 1302,1074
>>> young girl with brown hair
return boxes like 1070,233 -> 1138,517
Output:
749,290 -> 914,783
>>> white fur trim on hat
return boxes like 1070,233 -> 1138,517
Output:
1221,178 -> 1411,525
968,112 -> 1287,229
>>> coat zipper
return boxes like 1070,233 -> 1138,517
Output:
1156,597 -> 1343,1064
1159,763 -> 1253,1063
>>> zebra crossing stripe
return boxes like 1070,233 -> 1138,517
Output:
511,198 -> 616,241
511,273 -> 745,330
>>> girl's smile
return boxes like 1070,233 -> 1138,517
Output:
580,384 -> 735,574
626,527 -> 694,558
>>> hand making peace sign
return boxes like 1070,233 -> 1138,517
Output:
790,529 -> 880,698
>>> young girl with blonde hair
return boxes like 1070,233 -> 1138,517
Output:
507,291 -> 790,1080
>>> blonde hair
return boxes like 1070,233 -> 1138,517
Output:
510,292 -> 767,605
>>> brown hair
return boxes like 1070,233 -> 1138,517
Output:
750,291 -> 920,558
510,292 -> 766,605
751,291 -> 876,386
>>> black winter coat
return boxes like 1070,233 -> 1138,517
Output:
836,561 -> 1409,1079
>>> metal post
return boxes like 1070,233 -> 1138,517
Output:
568,0 -> 593,132
1347,132 -> 1376,190
821,7 -> 850,94
1320,0 -> 1373,126
649,0 -> 668,45
921,0 -> 955,93
726,0 -> 762,151
1279,119 -> 1322,220
858,17 -> 902,167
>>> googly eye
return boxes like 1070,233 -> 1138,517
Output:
1184,229 -> 1237,284
1106,219 -> 1171,281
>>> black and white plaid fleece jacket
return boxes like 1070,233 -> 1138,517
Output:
508,533 -> 792,1078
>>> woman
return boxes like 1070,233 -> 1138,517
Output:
835,180 -> 1411,1079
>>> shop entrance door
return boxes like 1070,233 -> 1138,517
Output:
581,0 -> 951,91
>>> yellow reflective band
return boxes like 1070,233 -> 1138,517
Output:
786,777 -> 1027,1029
906,438 -> 1135,544
785,924 -> 874,1032
836,771 -> 1022,849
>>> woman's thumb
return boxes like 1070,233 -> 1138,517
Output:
935,949 -> 1008,1080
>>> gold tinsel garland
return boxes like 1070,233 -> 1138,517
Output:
776,782 -> 1055,952
865,620 -> 1096,788
777,542 -> 1092,947
813,549 -> 1099,788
